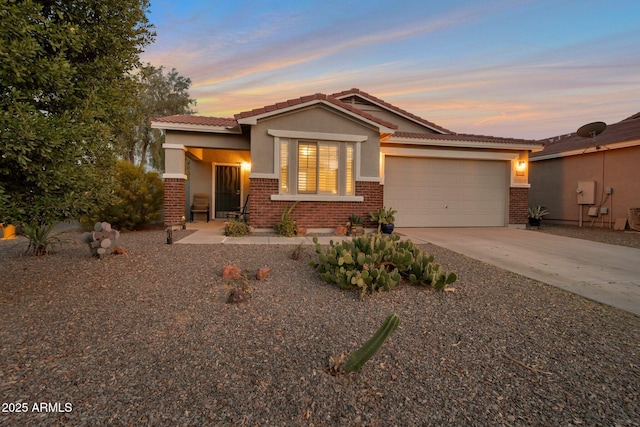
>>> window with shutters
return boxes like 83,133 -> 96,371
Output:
280,140 -> 354,196
268,129 -> 366,202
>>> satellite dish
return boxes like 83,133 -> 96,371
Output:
576,121 -> 606,138
576,121 -> 606,150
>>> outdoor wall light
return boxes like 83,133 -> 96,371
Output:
516,160 -> 526,176
240,162 -> 251,171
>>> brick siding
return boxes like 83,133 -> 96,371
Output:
164,178 -> 186,226
509,187 -> 529,225
248,178 -> 383,229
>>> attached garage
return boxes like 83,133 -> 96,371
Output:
384,156 -> 508,227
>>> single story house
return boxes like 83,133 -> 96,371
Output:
529,112 -> 640,227
152,89 -> 542,229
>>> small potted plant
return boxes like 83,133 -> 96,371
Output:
347,214 -> 364,237
369,206 -> 397,234
527,206 -> 549,227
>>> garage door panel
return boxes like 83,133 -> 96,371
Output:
384,157 -> 507,227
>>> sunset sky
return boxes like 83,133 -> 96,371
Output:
140,0 -> 640,140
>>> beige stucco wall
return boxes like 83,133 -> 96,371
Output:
188,158 -> 212,203
165,131 -> 249,150
165,147 -> 185,175
250,105 -> 381,177
529,146 -> 640,225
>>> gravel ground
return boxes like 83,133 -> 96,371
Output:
1,227 -> 639,426
537,223 -> 640,250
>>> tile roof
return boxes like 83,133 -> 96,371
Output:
331,88 -> 453,134
151,115 -> 237,127
234,92 -> 398,130
532,113 -> 640,157
393,131 -> 541,146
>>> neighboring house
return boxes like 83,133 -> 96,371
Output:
152,89 -> 542,229
529,113 -> 640,227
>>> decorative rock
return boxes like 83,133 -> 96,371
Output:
256,267 -> 271,281
296,226 -> 308,235
334,225 -> 348,236
222,264 -> 242,280
227,289 -> 249,304
113,246 -> 127,255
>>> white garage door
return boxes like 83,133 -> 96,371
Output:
384,157 -> 507,227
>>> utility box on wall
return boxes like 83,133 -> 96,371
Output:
577,180 -> 596,205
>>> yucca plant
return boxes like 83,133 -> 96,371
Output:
22,222 -> 65,256
276,201 -> 299,237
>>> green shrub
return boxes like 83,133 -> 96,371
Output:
275,201 -> 299,237
224,220 -> 251,237
83,160 -> 163,230
310,233 -> 457,300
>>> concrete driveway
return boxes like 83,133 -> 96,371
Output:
398,227 -> 640,317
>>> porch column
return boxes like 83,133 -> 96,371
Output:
163,144 -> 187,226
509,151 -> 530,228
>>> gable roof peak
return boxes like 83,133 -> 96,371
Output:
234,91 -> 398,131
330,88 -> 452,134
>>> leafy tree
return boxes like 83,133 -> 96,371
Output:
119,64 -> 196,170
0,0 -> 155,251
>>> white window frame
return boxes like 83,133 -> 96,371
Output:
267,130 -> 366,202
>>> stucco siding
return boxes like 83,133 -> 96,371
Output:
166,131 -> 249,150
188,159 -> 212,206
529,146 -> 640,224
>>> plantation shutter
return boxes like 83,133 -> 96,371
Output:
280,139 -> 289,193
298,142 -> 317,193
318,143 -> 338,194
345,144 -> 354,195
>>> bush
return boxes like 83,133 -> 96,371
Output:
224,220 -> 251,237
83,160 -> 163,230
275,201 -> 299,237
310,233 -> 457,300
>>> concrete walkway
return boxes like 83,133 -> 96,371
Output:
175,221 -> 346,246
400,227 -> 640,317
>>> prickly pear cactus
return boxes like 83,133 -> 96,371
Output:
81,222 -> 120,259
310,232 -> 457,298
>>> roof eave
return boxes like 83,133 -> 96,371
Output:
531,138 -> 640,161
151,121 -> 241,134
388,137 -> 543,151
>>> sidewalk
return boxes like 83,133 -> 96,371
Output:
176,221 -> 349,245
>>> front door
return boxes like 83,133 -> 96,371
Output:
215,165 -> 241,218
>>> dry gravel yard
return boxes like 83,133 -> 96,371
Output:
1,226 -> 639,426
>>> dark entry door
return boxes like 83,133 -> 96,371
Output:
215,165 -> 241,218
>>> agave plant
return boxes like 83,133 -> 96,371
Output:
527,206 -> 550,220
22,222 -> 65,256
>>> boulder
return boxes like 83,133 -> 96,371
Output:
256,267 -> 271,281
222,264 -> 242,280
